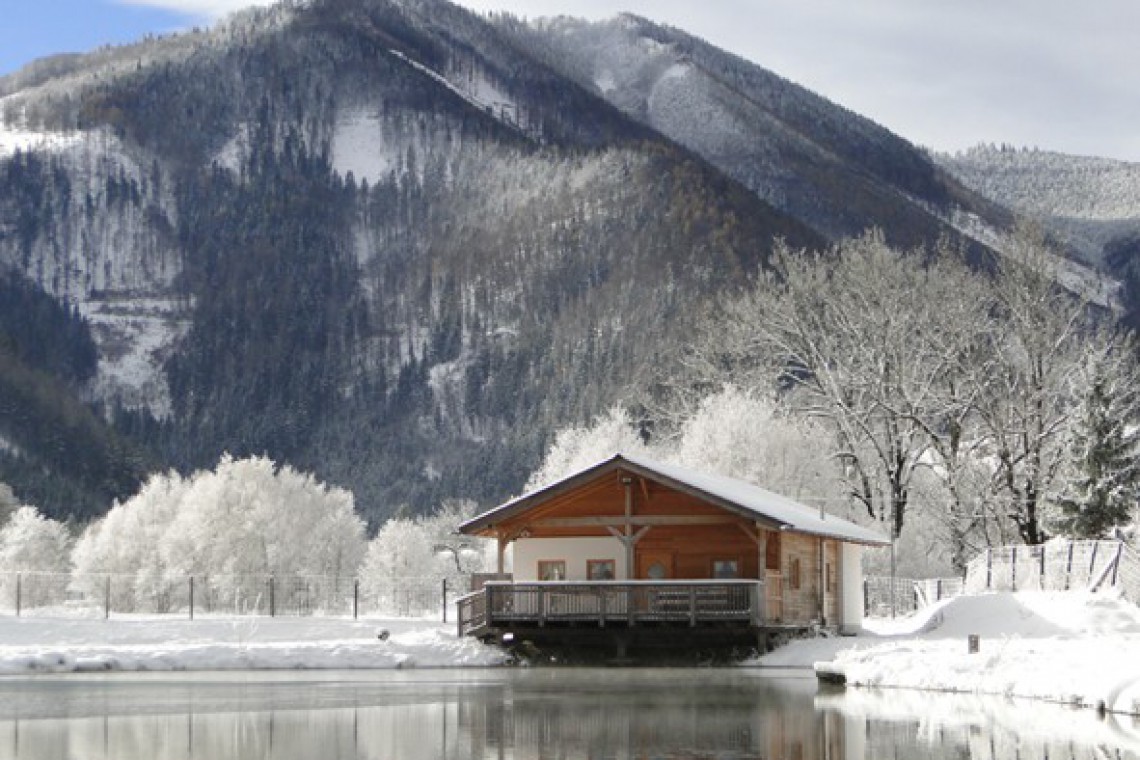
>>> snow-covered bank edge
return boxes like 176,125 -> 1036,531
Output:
0,616 -> 509,674
755,591 -> 1140,717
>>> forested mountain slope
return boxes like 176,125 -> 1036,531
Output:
937,145 -> 1140,325
0,0 -> 825,523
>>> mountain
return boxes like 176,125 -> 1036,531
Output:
0,0 -> 1018,524
492,13 -> 1008,251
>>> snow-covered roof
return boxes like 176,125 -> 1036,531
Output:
461,453 -> 890,546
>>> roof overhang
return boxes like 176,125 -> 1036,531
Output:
460,453 -> 890,546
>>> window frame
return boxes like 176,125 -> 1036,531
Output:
587,559 -> 616,581
789,556 -> 802,590
711,558 -> 740,579
537,560 -> 566,581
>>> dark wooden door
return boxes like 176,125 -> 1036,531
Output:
637,551 -> 674,580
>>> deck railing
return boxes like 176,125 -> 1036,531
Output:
456,580 -> 764,637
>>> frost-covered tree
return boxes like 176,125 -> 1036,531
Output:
671,386 -> 841,506
359,499 -> 488,613
524,406 -> 650,491
72,455 -> 366,611
159,455 -> 366,579
0,483 -> 20,528
72,469 -> 186,606
1053,343 -> 1140,538
0,505 -> 71,574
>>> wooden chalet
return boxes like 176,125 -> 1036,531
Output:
456,454 -> 888,655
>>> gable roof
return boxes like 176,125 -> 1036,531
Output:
460,453 -> 890,546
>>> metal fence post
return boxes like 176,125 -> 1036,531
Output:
353,579 -> 359,620
1065,541 -> 1075,590
442,579 -> 448,623
269,576 -> 276,617
15,573 -> 21,618
985,548 -> 993,590
1011,546 -> 1017,591
189,576 -> 195,621
1111,542 -> 1124,587
105,575 -> 111,619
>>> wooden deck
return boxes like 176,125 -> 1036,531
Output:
457,580 -> 767,640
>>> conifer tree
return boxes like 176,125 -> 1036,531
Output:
1055,352 -> 1140,538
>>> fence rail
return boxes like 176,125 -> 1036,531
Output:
0,571 -> 457,620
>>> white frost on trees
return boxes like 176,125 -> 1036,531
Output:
0,506 -> 71,574
72,455 -> 367,591
524,406 -> 650,491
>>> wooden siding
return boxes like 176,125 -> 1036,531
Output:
778,533 -> 841,624
634,523 -> 759,580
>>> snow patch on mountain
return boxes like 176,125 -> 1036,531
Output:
0,122 -> 82,158
595,69 -> 616,95
78,297 -> 189,419
331,111 -> 399,185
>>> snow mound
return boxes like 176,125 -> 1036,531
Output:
758,591 -> 1140,716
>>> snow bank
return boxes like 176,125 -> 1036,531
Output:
757,591 -> 1140,716
0,616 -> 508,674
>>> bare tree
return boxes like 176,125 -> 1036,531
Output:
972,226 -> 1094,544
719,231 -> 980,543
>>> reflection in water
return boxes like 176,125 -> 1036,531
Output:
0,670 -> 1136,760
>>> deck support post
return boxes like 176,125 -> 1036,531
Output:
818,537 -> 827,625
623,477 -> 634,576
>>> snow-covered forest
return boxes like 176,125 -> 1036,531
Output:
1,225 -> 1136,595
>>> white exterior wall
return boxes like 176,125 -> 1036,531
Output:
512,537 -> 626,581
840,542 -> 864,633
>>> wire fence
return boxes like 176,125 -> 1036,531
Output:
963,540 -> 1139,601
866,540 -> 1140,617
0,572 -> 460,621
863,575 -> 964,618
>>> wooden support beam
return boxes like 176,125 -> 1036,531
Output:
533,515 -> 742,529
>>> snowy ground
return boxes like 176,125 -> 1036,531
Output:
4,590 -> 1140,722
757,590 -> 1140,716
0,615 -> 507,673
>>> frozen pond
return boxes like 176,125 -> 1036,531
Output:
1,668 -> 1138,759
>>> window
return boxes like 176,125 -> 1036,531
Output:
712,559 -> 739,579
789,557 -> 801,590
537,560 -> 566,581
587,560 -> 615,581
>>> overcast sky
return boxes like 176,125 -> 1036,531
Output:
4,0 -> 1138,161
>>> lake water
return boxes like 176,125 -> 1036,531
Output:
0,668 -> 1138,759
